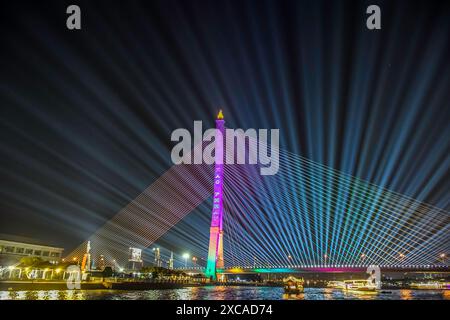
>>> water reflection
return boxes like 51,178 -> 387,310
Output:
400,289 -> 413,300
282,293 -> 305,300
0,287 -> 448,300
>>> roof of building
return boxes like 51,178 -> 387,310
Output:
0,233 -> 64,250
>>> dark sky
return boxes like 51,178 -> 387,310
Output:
0,0 -> 449,252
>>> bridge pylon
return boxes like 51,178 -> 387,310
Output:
205,110 -> 225,280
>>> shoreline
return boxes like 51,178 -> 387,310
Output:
1,280 -> 445,292
0,280 -> 280,291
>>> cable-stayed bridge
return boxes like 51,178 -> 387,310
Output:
67,115 -> 449,276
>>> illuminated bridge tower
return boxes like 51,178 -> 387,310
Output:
205,110 -> 225,280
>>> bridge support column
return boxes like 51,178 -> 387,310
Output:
205,110 -> 225,281
206,226 -> 221,280
217,230 -> 224,269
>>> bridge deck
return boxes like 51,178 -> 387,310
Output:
178,266 -> 450,274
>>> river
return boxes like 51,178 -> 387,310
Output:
1,286 -> 449,300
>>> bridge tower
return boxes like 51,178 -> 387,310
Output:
205,110 -> 225,280
81,240 -> 91,272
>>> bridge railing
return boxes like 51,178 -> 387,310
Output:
174,265 -> 450,273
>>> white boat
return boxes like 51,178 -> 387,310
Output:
343,280 -> 378,292
410,282 -> 448,290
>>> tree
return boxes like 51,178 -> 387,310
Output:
19,256 -> 43,267
102,267 -> 113,278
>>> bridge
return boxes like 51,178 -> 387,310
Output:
178,265 -> 450,275
66,110 -> 450,277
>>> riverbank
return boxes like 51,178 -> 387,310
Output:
0,280 -> 280,291
1,286 -> 449,300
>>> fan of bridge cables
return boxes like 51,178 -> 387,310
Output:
67,134 -> 449,269
66,142 -> 214,268
221,131 -> 449,268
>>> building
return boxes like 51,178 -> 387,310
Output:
0,235 -> 64,266
128,247 -> 144,271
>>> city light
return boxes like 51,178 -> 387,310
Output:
183,253 -> 190,268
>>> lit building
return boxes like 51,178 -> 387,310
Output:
128,247 -> 143,271
0,236 -> 64,266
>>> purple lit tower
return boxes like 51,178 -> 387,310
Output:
205,110 -> 225,280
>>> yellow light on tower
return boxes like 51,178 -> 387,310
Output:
217,109 -> 224,120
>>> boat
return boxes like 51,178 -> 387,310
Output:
343,280 -> 378,292
283,276 -> 304,294
326,280 -> 346,289
410,282 -> 449,290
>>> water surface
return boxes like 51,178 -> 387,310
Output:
1,287 -> 449,300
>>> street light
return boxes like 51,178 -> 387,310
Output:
287,255 -> 293,266
182,253 -> 190,268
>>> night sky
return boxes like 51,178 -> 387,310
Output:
0,0 -> 449,254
